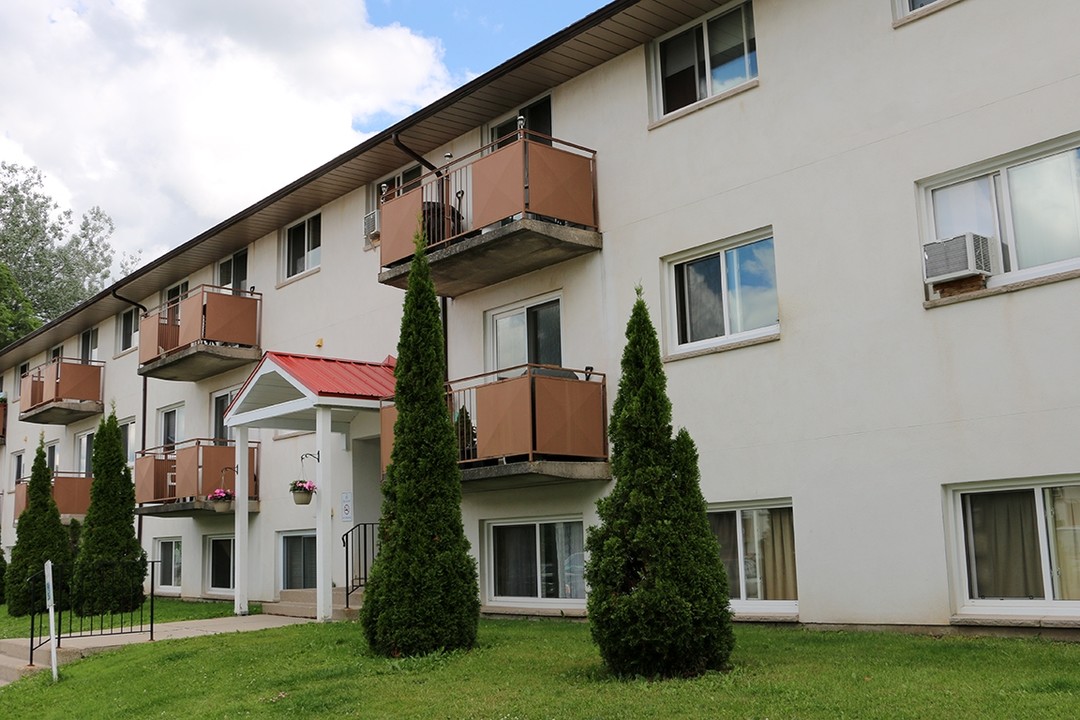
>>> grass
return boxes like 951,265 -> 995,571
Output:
1,619 -> 1079,718
0,599 -> 260,639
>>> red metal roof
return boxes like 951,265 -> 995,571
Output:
265,352 -> 396,400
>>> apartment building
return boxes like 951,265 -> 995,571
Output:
2,0 -> 1079,630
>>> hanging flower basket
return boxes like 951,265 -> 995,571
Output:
290,480 -> 317,505
206,488 -> 235,512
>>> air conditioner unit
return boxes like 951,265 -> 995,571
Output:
363,209 -> 380,240
923,233 -> 993,284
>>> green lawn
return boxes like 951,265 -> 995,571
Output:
0,599 -> 260,639
1,619 -> 1078,718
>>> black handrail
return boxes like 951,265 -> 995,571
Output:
341,523 -> 379,609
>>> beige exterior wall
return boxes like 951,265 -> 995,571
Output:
3,0 -> 1078,625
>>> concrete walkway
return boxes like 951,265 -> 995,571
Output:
0,614 -> 312,686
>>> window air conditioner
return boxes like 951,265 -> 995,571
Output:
363,209 -> 380,240
923,233 -> 993,284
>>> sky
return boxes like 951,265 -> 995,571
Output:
0,0 -> 609,271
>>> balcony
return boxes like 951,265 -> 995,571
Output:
377,132 -> 601,297
138,285 -> 262,381
14,472 -> 94,519
18,358 -> 105,425
134,438 -> 260,517
0,400 -> 6,444
380,364 -> 610,491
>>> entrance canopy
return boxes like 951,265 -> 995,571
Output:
225,351 -> 396,433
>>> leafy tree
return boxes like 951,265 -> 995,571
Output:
361,232 -> 479,657
5,437 -> 73,616
0,162 -> 119,323
0,262 -> 40,347
71,411 -> 147,614
584,288 -> 734,678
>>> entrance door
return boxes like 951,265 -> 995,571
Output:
283,534 -> 317,589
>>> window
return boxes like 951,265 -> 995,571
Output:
489,519 -> 585,602
79,327 -> 99,362
13,452 -> 24,482
159,404 -> 184,450
117,307 -> 139,353
15,362 -> 29,401
219,249 -> 249,294
489,295 -> 562,371
119,417 -> 136,465
926,139 -> 1080,286
668,231 -> 779,352
653,1 -> 757,117
76,430 -> 95,474
208,536 -> 235,592
284,214 -> 321,279
211,389 -> 238,443
956,485 -> 1080,604
708,505 -> 798,606
283,534 -> 317,590
491,96 -> 552,148
49,344 -> 63,361
157,538 -> 182,590
45,441 -> 58,473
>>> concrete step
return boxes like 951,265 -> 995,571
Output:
261,601 -> 357,621
0,650 -> 37,686
276,587 -> 350,605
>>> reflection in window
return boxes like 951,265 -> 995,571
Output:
492,520 -> 584,600
657,1 -> 757,115
675,237 -> 778,345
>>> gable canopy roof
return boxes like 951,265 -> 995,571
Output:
0,0 -> 724,367
225,352 -> 396,434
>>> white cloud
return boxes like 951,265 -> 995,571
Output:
0,0 -> 457,267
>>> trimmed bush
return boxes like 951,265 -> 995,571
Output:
584,288 -> 734,678
71,411 -> 147,615
5,437 -> 73,616
361,231 -> 479,657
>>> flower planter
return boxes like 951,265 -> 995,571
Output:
212,500 -> 233,513
292,491 -> 312,505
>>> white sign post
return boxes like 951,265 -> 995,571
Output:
44,560 -> 58,682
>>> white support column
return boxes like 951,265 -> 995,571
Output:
234,426 -> 250,616
315,406 -> 334,622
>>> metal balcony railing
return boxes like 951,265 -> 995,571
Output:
379,131 -> 598,267
134,438 -> 259,505
19,358 -> 105,416
380,364 -> 607,471
138,284 -> 262,367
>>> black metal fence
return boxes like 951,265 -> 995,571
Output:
342,523 -> 379,609
26,559 -> 157,666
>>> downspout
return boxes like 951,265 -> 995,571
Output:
112,289 -> 148,543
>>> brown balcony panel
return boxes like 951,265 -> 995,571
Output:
0,401 -> 7,444
53,473 -> 93,516
476,376 -> 534,460
379,217 -> 601,297
380,187 -> 423,268
533,375 -> 606,458
14,481 -> 27,517
136,439 -> 259,517
18,360 -> 104,424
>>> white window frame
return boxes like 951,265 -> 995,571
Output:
946,478 -> 1080,620
206,535 -> 235,594
118,417 -> 136,466
281,212 -> 322,281
80,327 -> 99,362
156,537 -> 183,592
279,530 -> 318,592
13,451 -> 25,483
484,291 -> 562,373
663,226 -> 780,356
211,387 -> 239,443
218,248 -> 249,293
484,516 -> 586,609
921,134 -> 1080,293
75,429 -> 95,475
158,403 -> 184,448
648,0 -> 758,121
49,344 -> 64,361
116,306 -> 140,355
45,440 -> 59,474
893,0 -> 967,25
15,362 -> 30,401
707,499 -> 798,616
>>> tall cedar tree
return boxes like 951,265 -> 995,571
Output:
71,412 -> 147,614
0,546 -> 7,604
360,232 -> 479,656
584,288 -> 734,677
5,437 -> 73,616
